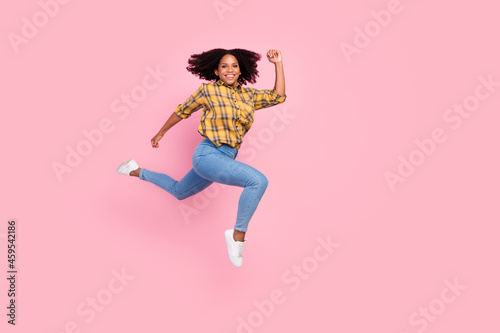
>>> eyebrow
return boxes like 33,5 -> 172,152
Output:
220,63 -> 238,65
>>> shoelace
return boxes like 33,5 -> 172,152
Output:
236,242 -> 245,258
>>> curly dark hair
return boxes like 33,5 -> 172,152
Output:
186,48 -> 261,85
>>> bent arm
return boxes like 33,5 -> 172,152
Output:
151,112 -> 183,148
151,84 -> 205,148
274,62 -> 285,97
156,112 -> 183,136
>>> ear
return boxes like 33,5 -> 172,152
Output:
214,68 -> 219,76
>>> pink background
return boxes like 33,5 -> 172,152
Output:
1,0 -> 499,332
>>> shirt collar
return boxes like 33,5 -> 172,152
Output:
216,79 -> 242,90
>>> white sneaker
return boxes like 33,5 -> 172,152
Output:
225,229 -> 245,267
116,159 -> 139,176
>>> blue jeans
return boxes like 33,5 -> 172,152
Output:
138,138 -> 268,232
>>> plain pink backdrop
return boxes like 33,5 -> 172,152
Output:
1,0 -> 499,332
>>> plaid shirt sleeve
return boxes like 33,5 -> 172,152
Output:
174,84 -> 205,119
252,88 -> 287,110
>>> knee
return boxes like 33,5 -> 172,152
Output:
174,193 -> 187,201
254,173 -> 269,192
262,175 -> 269,190
173,191 -> 191,201
172,183 -> 206,201
168,186 -> 189,201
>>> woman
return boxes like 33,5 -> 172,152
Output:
116,48 -> 286,267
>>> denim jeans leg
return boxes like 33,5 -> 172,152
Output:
139,167 -> 213,200
193,148 -> 268,232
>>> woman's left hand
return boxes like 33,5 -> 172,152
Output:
267,49 -> 282,64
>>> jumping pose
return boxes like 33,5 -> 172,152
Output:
116,48 -> 286,267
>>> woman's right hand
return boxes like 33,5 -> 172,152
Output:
151,133 -> 164,148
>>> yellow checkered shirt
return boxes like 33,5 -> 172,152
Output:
174,79 -> 287,149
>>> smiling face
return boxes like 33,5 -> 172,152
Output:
214,54 -> 241,87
